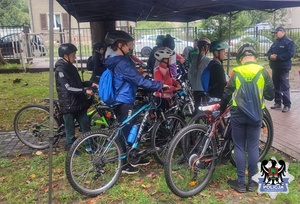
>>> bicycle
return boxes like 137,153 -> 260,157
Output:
13,98 -> 117,150
164,103 -> 274,198
65,90 -> 186,196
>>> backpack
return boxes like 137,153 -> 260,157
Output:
99,61 -> 123,105
201,61 -> 219,92
86,56 -> 93,71
235,70 -> 262,123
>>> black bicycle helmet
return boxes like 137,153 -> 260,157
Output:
236,43 -> 258,65
162,34 -> 175,50
93,42 -> 105,51
104,30 -> 134,46
58,43 -> 77,57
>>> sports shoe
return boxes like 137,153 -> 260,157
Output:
247,181 -> 258,192
270,104 -> 281,109
122,164 -> 139,174
227,179 -> 246,193
282,106 -> 290,113
132,158 -> 150,167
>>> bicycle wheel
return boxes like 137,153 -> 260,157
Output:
65,130 -> 123,196
164,124 -> 217,198
14,105 -> 59,149
187,112 -> 211,125
151,113 -> 186,165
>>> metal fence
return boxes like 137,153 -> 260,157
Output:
2,25 -> 300,68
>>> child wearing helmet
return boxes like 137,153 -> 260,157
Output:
161,34 -> 185,78
205,40 -> 228,102
153,47 -> 182,112
55,43 -> 99,150
220,44 -> 274,193
103,31 -> 166,174
147,35 -> 165,74
90,42 -> 106,84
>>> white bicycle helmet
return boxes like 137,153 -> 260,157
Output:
154,47 -> 175,62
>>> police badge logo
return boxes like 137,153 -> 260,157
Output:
252,157 -> 295,199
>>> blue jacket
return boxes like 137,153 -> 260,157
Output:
267,35 -> 295,70
104,53 -> 163,104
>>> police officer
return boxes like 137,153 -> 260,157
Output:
267,26 -> 295,112
220,44 -> 274,193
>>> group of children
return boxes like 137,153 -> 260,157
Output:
54,30 -> 274,192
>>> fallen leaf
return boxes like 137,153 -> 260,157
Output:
0,176 -> 6,182
30,174 -> 36,179
36,151 -> 43,155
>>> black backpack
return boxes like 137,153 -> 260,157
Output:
86,56 -> 93,71
235,70 -> 262,123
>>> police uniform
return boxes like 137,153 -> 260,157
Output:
267,34 -> 295,109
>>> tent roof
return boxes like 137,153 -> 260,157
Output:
56,0 -> 300,23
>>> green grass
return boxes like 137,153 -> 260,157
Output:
0,150 -> 298,203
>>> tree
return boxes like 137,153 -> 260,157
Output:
0,0 -> 30,26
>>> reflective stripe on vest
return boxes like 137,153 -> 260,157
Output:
232,64 -> 265,109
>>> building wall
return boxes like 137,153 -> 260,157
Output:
28,0 -> 90,33
285,7 -> 300,28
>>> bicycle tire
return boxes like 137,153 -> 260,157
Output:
65,130 -> 123,197
13,105 -> 59,149
187,112 -> 211,125
151,113 -> 186,165
164,124 -> 217,198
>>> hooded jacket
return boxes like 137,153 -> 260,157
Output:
104,53 -> 163,104
55,59 -> 93,114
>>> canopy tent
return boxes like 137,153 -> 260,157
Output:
56,0 -> 300,23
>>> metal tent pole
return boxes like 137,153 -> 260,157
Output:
227,12 -> 233,75
48,0 -> 54,203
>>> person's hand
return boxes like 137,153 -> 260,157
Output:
270,54 -> 277,60
86,89 -> 94,95
91,83 -> 99,88
162,84 -> 170,91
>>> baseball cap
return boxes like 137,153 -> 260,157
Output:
271,26 -> 285,33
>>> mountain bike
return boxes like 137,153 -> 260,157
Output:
13,98 -> 117,150
65,90 -> 186,196
164,103 -> 273,198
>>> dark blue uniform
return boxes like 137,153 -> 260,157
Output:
266,35 -> 295,108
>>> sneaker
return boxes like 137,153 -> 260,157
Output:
282,106 -> 290,113
122,164 -> 139,174
131,158 -> 150,167
227,179 -> 246,193
247,181 -> 258,192
270,104 -> 281,109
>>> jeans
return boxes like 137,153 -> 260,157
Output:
63,109 -> 91,147
231,116 -> 261,184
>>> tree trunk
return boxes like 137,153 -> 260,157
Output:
0,49 -> 6,65
90,21 -> 116,44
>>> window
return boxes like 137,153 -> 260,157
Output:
40,13 -> 69,30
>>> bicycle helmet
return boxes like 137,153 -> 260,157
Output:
236,43 -> 258,65
199,37 -> 211,44
92,42 -> 105,51
154,47 -> 175,62
104,30 -> 134,46
58,43 -> 77,57
162,34 -> 175,50
209,41 -> 229,52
